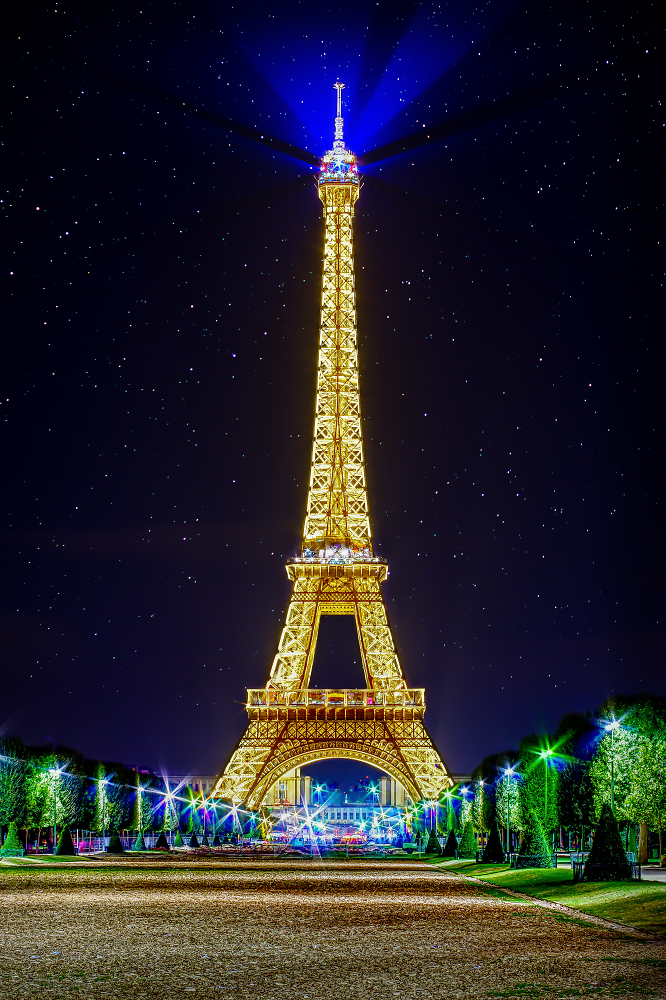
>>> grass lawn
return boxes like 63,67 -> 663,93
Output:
437,859 -> 666,936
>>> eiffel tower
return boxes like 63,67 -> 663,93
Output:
213,83 -> 451,810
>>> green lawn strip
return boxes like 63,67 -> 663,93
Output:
438,860 -> 666,936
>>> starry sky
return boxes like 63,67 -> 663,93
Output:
2,0 -> 662,779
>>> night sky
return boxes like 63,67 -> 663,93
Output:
3,0 -> 662,780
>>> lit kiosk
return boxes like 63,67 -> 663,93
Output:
213,84 -> 451,812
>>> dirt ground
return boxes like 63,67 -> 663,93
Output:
0,859 -> 664,998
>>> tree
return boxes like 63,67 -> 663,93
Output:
458,821 -> 477,859
154,831 -> 170,850
104,763 -> 133,831
583,803 -> 631,881
0,821 -> 23,857
518,734 -> 561,838
107,830 -> 124,854
91,762 -> 111,834
54,825 -> 76,856
481,822 -> 505,862
558,759 -> 595,838
590,695 -> 666,863
495,771 -> 524,844
441,830 -> 458,858
25,751 -> 77,843
518,810 -> 551,865
133,830 -> 147,852
0,740 -> 27,834
424,828 -> 441,854
622,731 -> 666,861
131,774 -> 154,833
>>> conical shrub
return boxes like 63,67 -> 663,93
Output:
458,821 -> 477,859
212,834 -> 222,847
54,825 -> 76,856
107,830 -> 124,854
132,831 -> 147,852
583,804 -> 632,881
518,809 -> 551,868
441,829 -> 458,858
0,821 -> 23,857
154,831 -> 170,851
424,828 -> 441,854
174,830 -> 184,848
188,832 -> 200,848
481,822 -> 505,863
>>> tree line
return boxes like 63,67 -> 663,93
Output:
0,738 -> 217,847
460,693 -> 666,863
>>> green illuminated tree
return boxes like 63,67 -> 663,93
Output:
458,820 -> 477,859
517,734 -> 560,836
495,772 -> 524,838
0,741 -> 27,833
621,730 -> 666,860
590,695 -> 666,862
91,763 -> 110,833
130,774 -> 154,833
0,821 -> 23,856
518,810 -> 550,863
103,763 -> 133,832
558,759 -> 595,836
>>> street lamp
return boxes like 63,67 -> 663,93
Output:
504,767 -> 515,855
165,790 -> 175,846
537,748 -> 554,834
444,790 -> 453,838
605,717 -> 621,813
100,778 -> 108,850
48,767 -> 61,853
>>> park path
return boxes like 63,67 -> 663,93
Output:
0,859 -> 663,999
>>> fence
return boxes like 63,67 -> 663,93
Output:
572,859 -> 641,882
510,853 -> 557,869
76,833 -> 178,853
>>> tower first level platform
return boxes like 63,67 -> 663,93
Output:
219,688 -> 449,810
212,83 -> 451,810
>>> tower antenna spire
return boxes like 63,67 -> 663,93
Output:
333,81 -> 345,144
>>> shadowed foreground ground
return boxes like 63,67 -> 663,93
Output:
0,859 -> 665,998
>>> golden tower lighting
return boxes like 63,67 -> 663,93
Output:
213,83 -> 452,809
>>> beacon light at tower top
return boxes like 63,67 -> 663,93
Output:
319,81 -> 359,186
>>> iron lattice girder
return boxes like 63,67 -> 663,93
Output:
214,692 -> 451,809
267,575 -> 403,690
213,110 -> 451,807
304,182 -> 368,551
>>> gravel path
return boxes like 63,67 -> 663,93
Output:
0,859 -> 664,998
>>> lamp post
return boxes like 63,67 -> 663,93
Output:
99,777 -> 108,851
49,767 -> 60,853
462,784 -> 472,840
538,748 -> 554,835
504,767 -> 515,855
605,718 -> 621,813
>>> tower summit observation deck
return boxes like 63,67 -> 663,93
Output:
213,85 -> 451,809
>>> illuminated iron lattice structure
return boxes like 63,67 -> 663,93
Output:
214,83 -> 452,809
